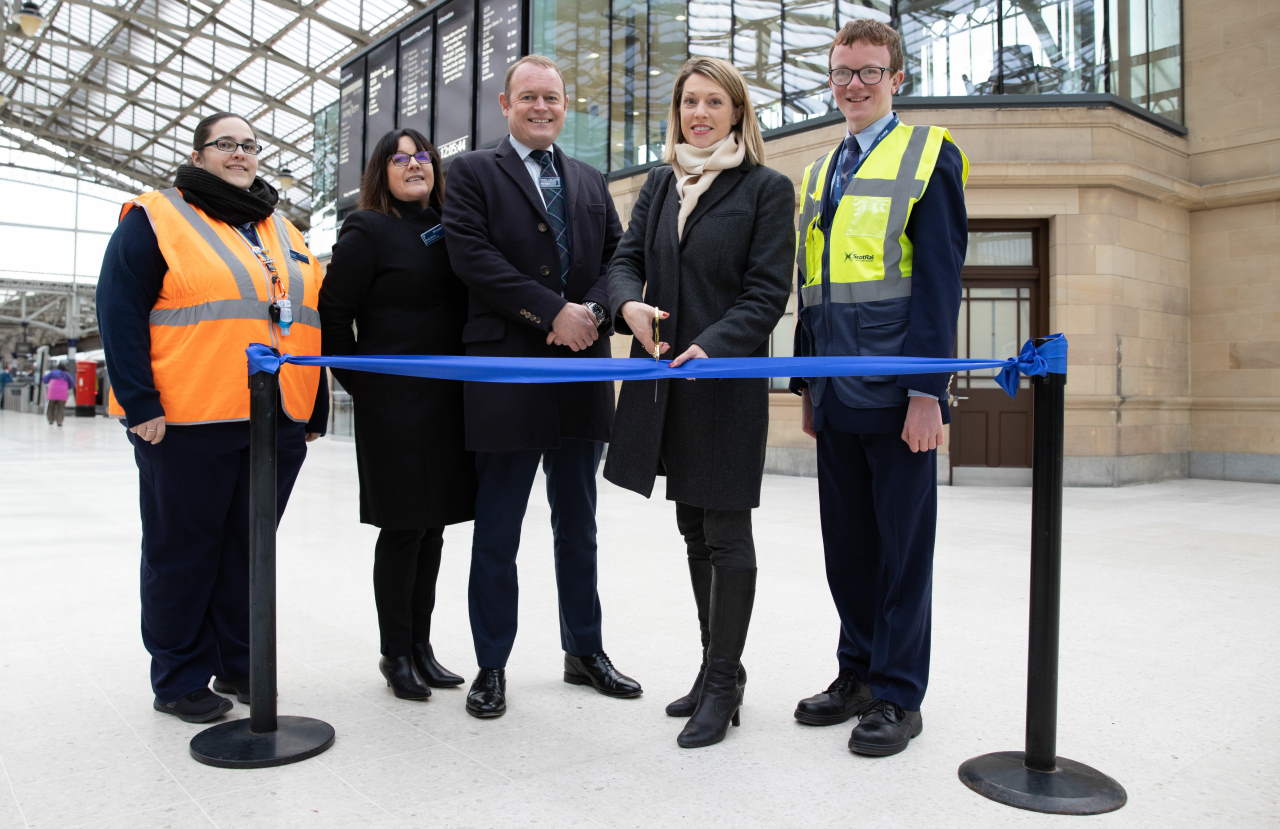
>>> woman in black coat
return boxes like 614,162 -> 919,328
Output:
604,58 -> 795,748
320,129 -> 476,700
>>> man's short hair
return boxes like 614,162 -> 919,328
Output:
829,19 -> 904,75
503,54 -> 566,98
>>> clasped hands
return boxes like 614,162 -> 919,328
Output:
619,300 -> 706,368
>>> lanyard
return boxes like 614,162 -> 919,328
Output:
237,224 -> 293,340
828,114 -> 900,204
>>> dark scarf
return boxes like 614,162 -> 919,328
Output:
173,164 -> 279,226
390,196 -> 438,224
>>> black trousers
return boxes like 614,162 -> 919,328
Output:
468,439 -> 604,668
674,503 -> 756,570
816,429 -> 936,711
373,526 -> 444,656
131,420 -> 306,703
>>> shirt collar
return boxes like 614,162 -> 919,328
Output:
846,110 -> 897,155
509,135 -> 554,162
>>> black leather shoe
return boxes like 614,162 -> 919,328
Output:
212,676 -> 249,704
380,655 -> 431,700
466,668 -> 506,718
794,672 -> 875,725
411,643 -> 465,688
848,700 -> 923,756
153,688 -> 233,723
563,652 -> 642,698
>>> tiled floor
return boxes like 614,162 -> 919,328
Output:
2,407 -> 1278,828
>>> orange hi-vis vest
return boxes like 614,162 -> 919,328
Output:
107,188 -> 324,424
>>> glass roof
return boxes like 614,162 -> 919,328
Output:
0,0 -> 430,229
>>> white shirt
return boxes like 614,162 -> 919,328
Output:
508,135 -> 556,209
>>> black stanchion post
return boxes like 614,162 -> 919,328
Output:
190,365 -> 335,768
958,347 -> 1126,814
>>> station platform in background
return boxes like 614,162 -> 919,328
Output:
1,407 -> 1277,828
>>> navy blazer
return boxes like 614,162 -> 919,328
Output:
443,137 -> 622,452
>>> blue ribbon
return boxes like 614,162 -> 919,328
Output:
247,334 -> 1068,399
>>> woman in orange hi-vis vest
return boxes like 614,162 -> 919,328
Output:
96,112 -> 327,724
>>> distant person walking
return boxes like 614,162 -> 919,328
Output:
42,363 -> 73,426
0,365 -> 12,410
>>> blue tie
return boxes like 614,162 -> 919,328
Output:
831,133 -> 861,207
529,149 -> 571,287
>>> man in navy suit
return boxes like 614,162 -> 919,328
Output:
443,55 -> 641,718
789,20 -> 968,757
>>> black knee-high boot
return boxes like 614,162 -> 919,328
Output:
665,558 -> 712,716
677,566 -> 756,748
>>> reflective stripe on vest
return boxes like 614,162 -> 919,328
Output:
796,124 -> 965,309
106,188 -> 323,424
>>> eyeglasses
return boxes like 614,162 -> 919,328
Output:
390,151 -> 433,167
201,137 -> 263,155
828,66 -> 892,86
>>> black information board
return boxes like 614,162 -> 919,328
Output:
364,40 -> 398,153
336,57 -> 365,210
476,0 -> 522,148
397,17 -> 435,134
336,0 -> 527,204
433,0 -> 476,161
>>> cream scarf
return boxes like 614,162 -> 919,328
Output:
672,133 -> 745,239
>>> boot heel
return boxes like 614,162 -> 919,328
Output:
732,710 -> 741,727
563,671 -> 588,686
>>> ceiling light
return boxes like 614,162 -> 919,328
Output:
278,168 -> 296,190
577,97 -> 587,103
17,1 -> 44,37
587,52 -> 600,59
649,69 -> 660,76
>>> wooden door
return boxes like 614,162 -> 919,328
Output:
949,221 -> 1048,485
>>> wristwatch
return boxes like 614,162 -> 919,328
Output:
583,301 -> 608,328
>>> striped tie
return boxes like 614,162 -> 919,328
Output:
529,149 -> 571,288
832,133 -> 861,206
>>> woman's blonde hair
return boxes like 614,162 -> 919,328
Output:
662,57 -> 766,166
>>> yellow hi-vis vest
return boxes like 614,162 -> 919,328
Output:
795,122 -> 967,408
106,188 -> 324,425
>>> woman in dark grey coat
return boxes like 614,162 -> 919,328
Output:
604,57 -> 795,748
320,129 -> 476,701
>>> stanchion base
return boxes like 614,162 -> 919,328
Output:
959,751 -> 1126,815
189,715 -> 335,769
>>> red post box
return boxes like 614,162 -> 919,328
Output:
75,360 -> 97,416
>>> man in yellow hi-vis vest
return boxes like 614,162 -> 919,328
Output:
789,20 -> 969,757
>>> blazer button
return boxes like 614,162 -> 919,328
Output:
540,265 -> 551,276
537,222 -> 548,232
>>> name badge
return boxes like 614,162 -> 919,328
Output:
539,176 -> 561,189
288,249 -> 310,264
420,224 -> 445,247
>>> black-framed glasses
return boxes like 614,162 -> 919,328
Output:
390,151 -> 433,167
201,137 -> 263,155
828,66 -> 891,86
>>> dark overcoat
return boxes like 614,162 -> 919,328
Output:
442,138 -> 622,452
603,161 -> 796,511
319,204 -> 476,529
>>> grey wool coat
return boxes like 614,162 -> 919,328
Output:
603,160 -> 796,511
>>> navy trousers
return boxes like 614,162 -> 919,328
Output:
816,429 -> 936,711
469,439 -> 604,668
130,420 -> 306,702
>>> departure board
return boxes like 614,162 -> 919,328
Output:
335,0 -> 527,203
336,57 -> 365,211
476,0 -> 521,148
434,0 -> 475,161
397,17 -> 434,134
364,40 -> 398,154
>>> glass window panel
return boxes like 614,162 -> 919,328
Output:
782,0 -> 837,125
899,0 -> 999,97
837,1 -> 890,25
735,0 -> 785,131
610,0 -> 650,171
1146,0 -> 1181,120
966,231 -> 1034,266
648,1 -> 689,160
689,0 -> 732,60
969,287 -> 1020,298
994,299 -> 1019,359
998,0 -> 1086,95
532,0 -> 610,171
